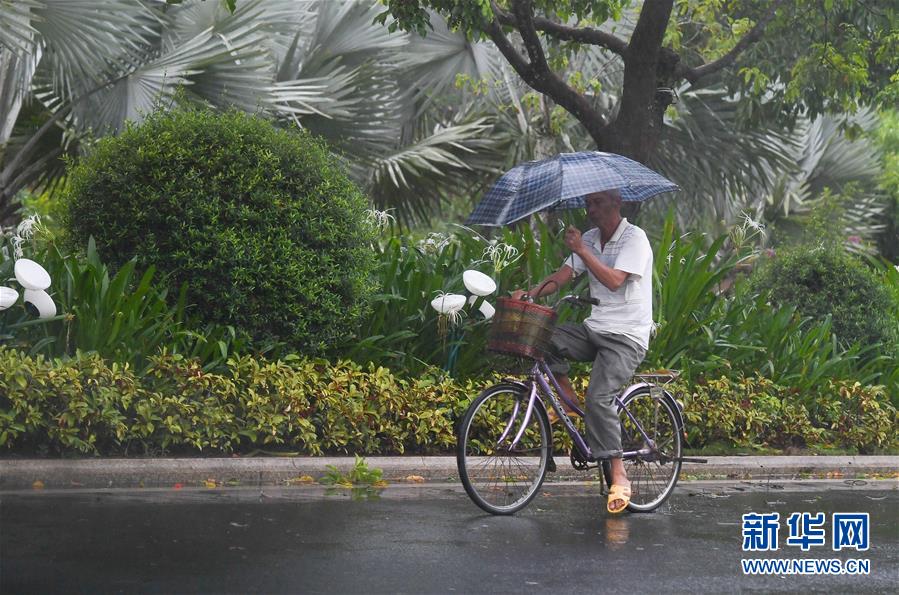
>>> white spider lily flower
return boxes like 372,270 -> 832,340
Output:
483,242 -> 521,273
16,214 -> 41,239
364,208 -> 395,232
740,213 -> 766,234
11,214 -> 42,259
418,232 -> 452,255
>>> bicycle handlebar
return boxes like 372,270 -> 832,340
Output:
519,292 -> 598,309
555,294 -> 599,309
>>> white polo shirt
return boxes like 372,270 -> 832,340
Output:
561,218 -> 654,350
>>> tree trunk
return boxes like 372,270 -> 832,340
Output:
602,0 -> 674,162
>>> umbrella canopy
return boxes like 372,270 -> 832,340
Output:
466,151 -> 679,226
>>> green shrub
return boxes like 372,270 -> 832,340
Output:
672,375 -> 898,453
751,245 -> 899,348
1,347 -> 895,456
64,105 -> 376,355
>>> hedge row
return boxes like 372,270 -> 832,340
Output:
0,348 -> 895,456
673,376 -> 897,453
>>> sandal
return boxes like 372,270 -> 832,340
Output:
607,484 -> 631,514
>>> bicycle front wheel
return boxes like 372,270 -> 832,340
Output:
457,383 -> 551,515
602,386 -> 683,512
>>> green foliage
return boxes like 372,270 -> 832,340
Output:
643,219 -> 897,397
346,217 -> 587,376
751,244 -> 899,349
1,228 -> 253,372
648,215 -> 748,368
1,347 -> 894,456
871,110 -> 899,261
382,1 -> 899,121
320,455 -> 384,487
674,375 -> 897,454
352,213 -> 897,400
64,105 -> 377,356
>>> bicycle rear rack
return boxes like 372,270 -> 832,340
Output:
632,369 -> 680,384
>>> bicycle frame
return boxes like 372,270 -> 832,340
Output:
504,360 -> 658,462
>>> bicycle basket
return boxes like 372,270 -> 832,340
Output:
487,297 -> 558,360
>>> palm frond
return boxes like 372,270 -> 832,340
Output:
0,0 -> 42,56
0,48 -> 41,145
366,117 -> 503,224
32,0 -> 160,99
398,13 -> 500,112
646,86 -> 801,232
269,60 -> 366,120
301,0 -> 406,72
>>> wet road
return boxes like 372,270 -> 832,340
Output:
1,480 -> 896,593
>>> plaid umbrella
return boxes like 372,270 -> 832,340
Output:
466,151 -> 679,226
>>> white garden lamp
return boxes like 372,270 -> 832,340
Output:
467,294 -> 495,320
0,286 -> 18,310
430,293 -> 467,314
23,289 -> 56,319
14,258 -> 51,290
462,270 -> 496,296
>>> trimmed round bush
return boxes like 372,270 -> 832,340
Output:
751,245 -> 899,348
64,106 -> 376,354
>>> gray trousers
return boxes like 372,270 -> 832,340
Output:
545,323 -> 646,460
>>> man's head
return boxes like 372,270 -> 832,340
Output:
584,189 -> 622,227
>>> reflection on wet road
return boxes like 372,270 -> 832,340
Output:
2,480 -> 896,593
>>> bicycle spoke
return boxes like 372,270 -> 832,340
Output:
614,388 -> 682,511
459,385 -> 550,514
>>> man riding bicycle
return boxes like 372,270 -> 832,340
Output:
511,189 -> 653,514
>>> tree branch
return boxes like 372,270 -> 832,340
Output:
492,4 -> 628,57
484,2 -> 608,147
510,0 -> 550,72
679,0 -> 787,84
484,4 -> 534,77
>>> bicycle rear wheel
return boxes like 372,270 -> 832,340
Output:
602,386 -> 682,512
457,383 -> 551,515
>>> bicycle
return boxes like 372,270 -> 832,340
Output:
456,293 -> 703,516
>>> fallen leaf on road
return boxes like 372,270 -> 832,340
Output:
287,475 -> 315,484
372,480 -> 389,488
204,479 -> 218,488
32,480 -> 44,490
405,475 -> 425,483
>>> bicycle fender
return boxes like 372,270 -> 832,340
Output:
619,382 -> 686,433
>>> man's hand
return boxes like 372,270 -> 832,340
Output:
564,225 -> 584,254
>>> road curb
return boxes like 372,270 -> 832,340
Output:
1,456 -> 897,490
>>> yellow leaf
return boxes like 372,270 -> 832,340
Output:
405,475 -> 425,483
372,480 -> 389,488
32,480 -> 45,490
204,479 -> 218,488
